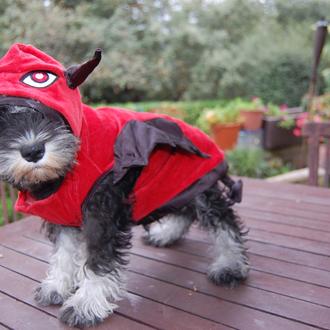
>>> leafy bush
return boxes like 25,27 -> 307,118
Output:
197,104 -> 242,133
0,192 -> 17,226
108,99 -> 226,125
252,51 -> 311,106
1,0 -> 329,104
226,148 -> 291,178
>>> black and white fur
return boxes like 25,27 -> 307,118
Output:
0,104 -> 249,328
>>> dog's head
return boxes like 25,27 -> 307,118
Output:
0,44 -> 101,195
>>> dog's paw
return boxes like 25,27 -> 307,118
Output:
143,216 -> 191,247
207,262 -> 249,288
59,289 -> 118,328
59,306 -> 103,328
142,231 -> 167,247
34,286 -> 65,306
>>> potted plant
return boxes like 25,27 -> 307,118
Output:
262,103 -> 304,150
235,97 -> 265,131
197,105 -> 242,150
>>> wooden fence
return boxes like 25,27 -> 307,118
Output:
0,182 -> 19,225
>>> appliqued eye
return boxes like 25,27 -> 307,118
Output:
21,71 -> 58,88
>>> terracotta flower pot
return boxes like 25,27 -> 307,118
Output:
240,109 -> 264,130
211,123 -> 241,150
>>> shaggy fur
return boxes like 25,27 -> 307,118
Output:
0,104 -> 249,328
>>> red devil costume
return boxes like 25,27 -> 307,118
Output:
0,44 -> 241,227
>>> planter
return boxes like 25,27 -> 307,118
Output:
240,109 -> 264,130
211,123 -> 241,150
262,107 -> 304,150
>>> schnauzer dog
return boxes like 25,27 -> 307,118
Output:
0,43 -> 248,328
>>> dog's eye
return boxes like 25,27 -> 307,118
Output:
21,71 -> 57,88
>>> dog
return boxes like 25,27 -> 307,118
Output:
0,43 -> 248,328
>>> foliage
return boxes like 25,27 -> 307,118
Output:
1,0 -> 330,104
226,147 -> 291,178
0,188 -> 17,226
197,105 -> 242,133
108,99 -> 225,125
231,97 -> 264,112
289,93 -> 330,136
264,103 -> 285,117
310,93 -> 330,121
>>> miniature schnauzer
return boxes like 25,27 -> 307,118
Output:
0,46 -> 248,328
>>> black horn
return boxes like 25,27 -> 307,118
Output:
65,49 -> 102,89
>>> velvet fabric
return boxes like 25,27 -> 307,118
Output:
0,44 -> 225,226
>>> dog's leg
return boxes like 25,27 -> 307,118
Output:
35,224 -> 82,306
195,185 -> 249,287
143,214 -> 193,247
59,171 -> 138,328
59,237 -> 126,328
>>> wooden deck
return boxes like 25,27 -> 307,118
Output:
0,178 -> 330,330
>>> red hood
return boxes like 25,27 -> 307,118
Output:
0,43 -> 82,136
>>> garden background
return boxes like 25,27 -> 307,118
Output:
1,0 -> 330,105
1,0 -> 330,224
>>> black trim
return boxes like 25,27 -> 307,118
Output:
0,96 -> 68,128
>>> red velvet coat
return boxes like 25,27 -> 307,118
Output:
0,44 -> 226,227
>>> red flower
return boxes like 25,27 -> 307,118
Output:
279,104 -> 288,111
293,128 -> 301,137
295,113 -> 308,128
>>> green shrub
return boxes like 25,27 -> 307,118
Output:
226,148 -> 291,178
0,196 -> 15,226
106,99 -> 227,126
253,52 -> 310,106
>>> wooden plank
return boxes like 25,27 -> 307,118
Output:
2,234 -> 330,329
0,232 -> 322,330
248,230 -> 330,255
240,194 -> 330,216
0,216 -> 41,239
241,177 -> 330,200
126,272 -> 319,330
240,208 -> 330,232
8,265 -> 319,330
307,135 -> 320,185
0,248 -> 226,330
325,138 -> 330,187
248,240 -> 330,272
129,239 -> 330,303
2,215 -> 330,328
10,221 -> 330,299
128,256 -> 330,328
237,199 -> 330,222
24,229 -> 330,290
137,225 -> 330,273
244,218 -> 330,244
302,122 -> 330,138
0,292 -> 63,330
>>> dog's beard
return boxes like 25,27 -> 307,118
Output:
0,108 -> 79,192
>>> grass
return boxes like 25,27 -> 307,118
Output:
0,190 -> 17,226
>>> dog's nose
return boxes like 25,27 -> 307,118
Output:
20,144 -> 45,163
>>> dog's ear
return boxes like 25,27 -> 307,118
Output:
65,49 -> 102,89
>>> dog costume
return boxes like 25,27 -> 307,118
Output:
0,43 -> 241,226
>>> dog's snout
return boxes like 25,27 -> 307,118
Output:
20,143 -> 45,163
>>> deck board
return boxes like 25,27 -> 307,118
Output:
0,178 -> 330,329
